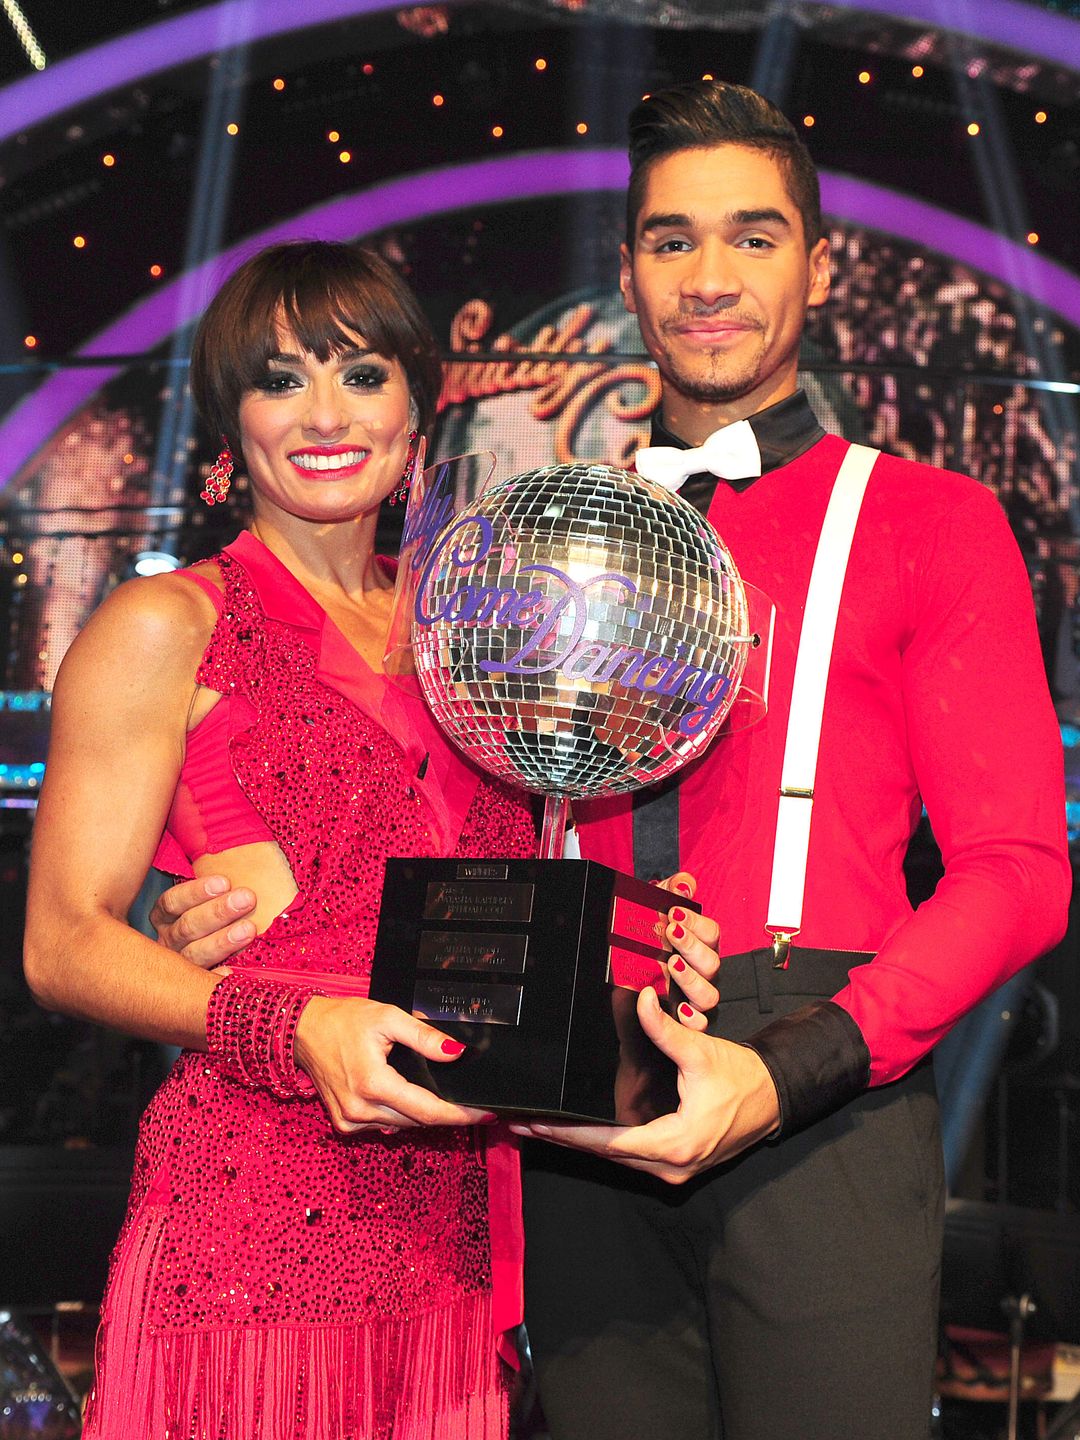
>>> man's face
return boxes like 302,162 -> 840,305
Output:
621,144 -> 830,428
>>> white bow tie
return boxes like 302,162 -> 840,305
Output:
634,419 -> 762,492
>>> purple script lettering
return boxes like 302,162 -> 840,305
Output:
415,515 -> 732,738
402,462 -> 457,572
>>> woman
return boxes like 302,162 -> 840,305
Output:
24,240 -> 719,1439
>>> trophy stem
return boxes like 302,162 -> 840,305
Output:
539,795 -> 571,861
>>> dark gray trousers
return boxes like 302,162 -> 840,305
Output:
522,963 -> 944,1440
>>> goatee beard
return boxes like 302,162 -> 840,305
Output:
675,377 -> 757,403
665,362 -> 761,405
658,325 -> 765,406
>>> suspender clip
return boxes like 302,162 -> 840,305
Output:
767,930 -> 797,969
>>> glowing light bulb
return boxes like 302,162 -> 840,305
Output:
576,121 -> 588,134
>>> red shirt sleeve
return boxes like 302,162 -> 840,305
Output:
829,483 -> 1070,1085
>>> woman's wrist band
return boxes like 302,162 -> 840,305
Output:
206,971 -> 322,1100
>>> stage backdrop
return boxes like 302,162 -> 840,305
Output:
1,194 -> 1077,702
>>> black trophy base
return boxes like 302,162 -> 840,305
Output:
368,857 -> 697,1123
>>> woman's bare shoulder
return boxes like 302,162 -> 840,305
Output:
56,569 -> 222,698
106,564 -> 222,629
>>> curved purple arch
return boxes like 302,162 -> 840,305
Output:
0,0 -> 1077,147
2,149 -> 1079,490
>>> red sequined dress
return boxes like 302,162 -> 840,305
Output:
83,533 -> 535,1440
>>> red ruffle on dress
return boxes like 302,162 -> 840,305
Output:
83,533 -> 536,1440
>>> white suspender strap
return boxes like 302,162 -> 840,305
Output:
765,443 -> 880,964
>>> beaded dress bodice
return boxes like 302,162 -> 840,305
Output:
155,532 -> 531,969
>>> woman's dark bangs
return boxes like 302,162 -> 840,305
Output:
282,269 -> 400,366
222,267 -> 294,396
193,243 -> 438,440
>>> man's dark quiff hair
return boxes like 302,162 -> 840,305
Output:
190,240 -> 443,452
626,81 -> 823,250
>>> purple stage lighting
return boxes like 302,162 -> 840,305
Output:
1,151 -> 1079,490
0,0 -> 1078,148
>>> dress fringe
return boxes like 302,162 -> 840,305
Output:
84,1208 -> 507,1439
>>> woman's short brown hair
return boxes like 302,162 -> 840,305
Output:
190,240 -> 443,449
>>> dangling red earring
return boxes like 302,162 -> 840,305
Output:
201,438 -> 234,506
389,430 -> 419,506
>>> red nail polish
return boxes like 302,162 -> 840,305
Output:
671,924 -> 685,940
679,1003 -> 695,1019
670,908 -> 686,922
675,881 -> 692,895
670,957 -> 687,972
441,1037 -> 466,1056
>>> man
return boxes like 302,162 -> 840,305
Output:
153,82 -> 1068,1439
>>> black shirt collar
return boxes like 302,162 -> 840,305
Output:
648,390 -> 825,508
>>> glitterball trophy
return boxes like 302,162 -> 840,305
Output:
369,454 -> 771,1121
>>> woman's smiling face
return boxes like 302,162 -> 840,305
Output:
237,322 -> 414,526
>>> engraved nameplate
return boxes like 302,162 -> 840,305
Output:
422,880 -> 534,924
413,978 -> 524,1026
455,862 -> 510,881
607,945 -> 670,998
610,894 -> 672,956
416,930 -> 528,975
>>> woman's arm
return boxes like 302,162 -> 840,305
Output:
24,573 -> 221,1047
25,574 -> 497,1129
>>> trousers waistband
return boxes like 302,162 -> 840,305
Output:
713,947 -> 873,1016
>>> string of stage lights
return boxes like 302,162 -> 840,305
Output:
1,0 -> 43,72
